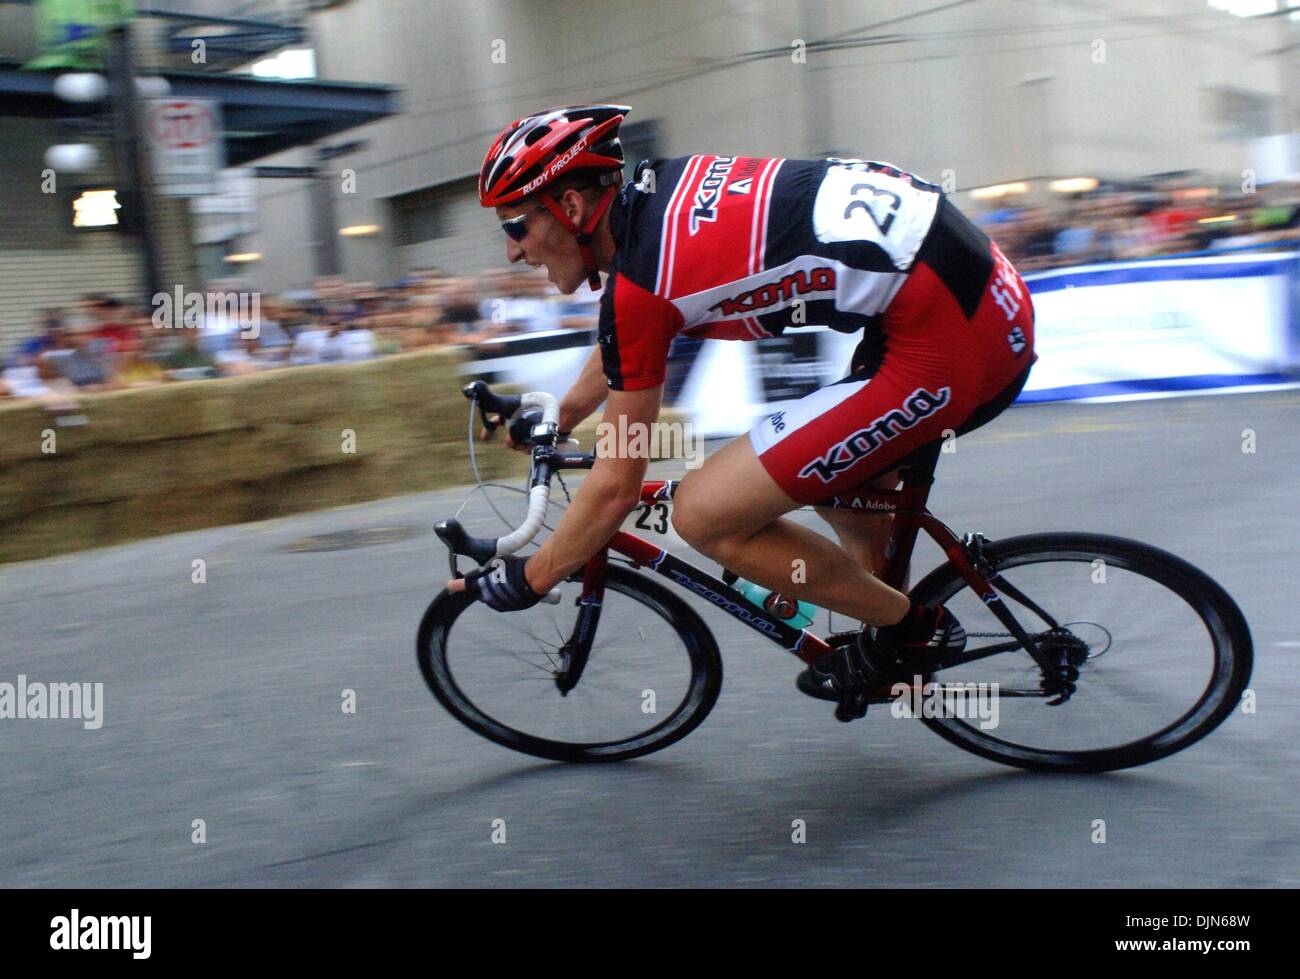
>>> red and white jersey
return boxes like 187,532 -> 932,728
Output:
598,155 -> 967,391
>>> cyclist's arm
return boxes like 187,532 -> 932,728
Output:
557,346 -> 607,434
524,384 -> 661,594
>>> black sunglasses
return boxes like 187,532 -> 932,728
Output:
500,205 -> 548,243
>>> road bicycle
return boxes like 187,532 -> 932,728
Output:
416,382 -> 1253,772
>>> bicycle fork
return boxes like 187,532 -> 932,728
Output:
551,551 -> 609,695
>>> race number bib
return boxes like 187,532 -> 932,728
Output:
812,161 -> 940,269
620,499 -> 685,551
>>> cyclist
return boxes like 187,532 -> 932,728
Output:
449,104 -> 1036,720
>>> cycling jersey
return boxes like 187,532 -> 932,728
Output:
600,154 -> 1036,501
601,155 -> 952,389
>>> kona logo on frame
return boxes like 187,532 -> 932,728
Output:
664,568 -> 782,638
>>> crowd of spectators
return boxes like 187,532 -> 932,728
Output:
982,179 -> 1300,271
0,267 -> 598,403
3,178 -> 1298,403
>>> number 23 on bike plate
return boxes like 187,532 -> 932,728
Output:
621,498 -> 686,551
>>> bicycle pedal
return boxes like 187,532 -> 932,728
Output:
834,696 -> 869,722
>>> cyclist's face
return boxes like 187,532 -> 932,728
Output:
495,192 -> 586,293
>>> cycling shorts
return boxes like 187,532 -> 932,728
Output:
749,207 -> 1036,504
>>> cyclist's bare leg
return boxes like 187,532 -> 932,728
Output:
672,436 -> 911,626
814,469 -> 910,585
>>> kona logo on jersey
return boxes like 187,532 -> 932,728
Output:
689,157 -> 736,235
799,387 -> 951,483
708,267 -> 836,317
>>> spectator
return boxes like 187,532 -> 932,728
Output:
2,362 -> 51,398
479,268 -> 562,334
288,310 -> 331,365
12,310 -> 68,364
108,318 -> 166,388
42,324 -> 110,389
87,296 -> 135,353
316,318 -> 375,363
216,334 -> 284,376
2,353 -> 82,408
159,332 -> 218,379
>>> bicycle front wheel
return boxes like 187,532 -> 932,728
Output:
417,564 -> 723,762
908,533 -> 1252,773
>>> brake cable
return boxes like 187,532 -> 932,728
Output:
455,395 -> 571,535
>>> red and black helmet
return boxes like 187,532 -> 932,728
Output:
478,104 -> 630,207
480,104 -> 631,290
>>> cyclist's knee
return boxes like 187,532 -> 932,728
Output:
670,472 -> 715,550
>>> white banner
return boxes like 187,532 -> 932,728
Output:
1020,251 -> 1299,402
464,249 -> 1300,436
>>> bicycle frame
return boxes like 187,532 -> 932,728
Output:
448,382 -> 1059,689
558,452 -> 1056,680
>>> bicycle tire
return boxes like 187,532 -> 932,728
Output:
908,532 -> 1253,773
417,564 -> 723,762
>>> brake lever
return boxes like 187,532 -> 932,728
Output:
440,535 -> 561,605
476,401 -> 501,436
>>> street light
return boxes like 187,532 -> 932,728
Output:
52,72 -> 108,102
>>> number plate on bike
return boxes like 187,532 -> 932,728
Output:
621,499 -> 685,550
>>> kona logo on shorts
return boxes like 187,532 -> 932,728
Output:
689,157 -> 735,235
708,266 -> 836,317
798,386 -> 951,483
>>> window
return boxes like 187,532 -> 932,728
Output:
390,178 -> 474,246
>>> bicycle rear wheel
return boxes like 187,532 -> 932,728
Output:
907,533 -> 1252,773
417,564 -> 723,762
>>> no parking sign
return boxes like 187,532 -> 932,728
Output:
145,98 -> 225,196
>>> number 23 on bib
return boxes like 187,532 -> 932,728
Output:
812,161 -> 940,270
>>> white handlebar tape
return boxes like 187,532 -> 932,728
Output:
521,391 -> 560,426
493,391 -> 562,558
496,483 -> 549,557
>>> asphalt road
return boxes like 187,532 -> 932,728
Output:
1,389 -> 1296,887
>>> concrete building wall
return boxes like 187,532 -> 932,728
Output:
247,0 -> 1298,289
